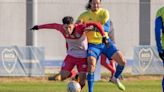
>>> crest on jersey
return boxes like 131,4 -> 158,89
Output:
2,48 -> 17,73
138,48 -> 153,71
75,33 -> 80,38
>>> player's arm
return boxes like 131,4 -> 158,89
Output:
103,19 -> 110,32
108,21 -> 115,43
31,23 -> 63,32
85,22 -> 109,46
155,15 -> 164,61
85,22 -> 106,37
102,9 -> 110,32
155,16 -> 163,53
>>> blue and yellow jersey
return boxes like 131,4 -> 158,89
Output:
155,7 -> 164,53
77,8 -> 110,44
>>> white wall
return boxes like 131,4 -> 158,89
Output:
0,0 -> 26,46
0,0 -> 162,60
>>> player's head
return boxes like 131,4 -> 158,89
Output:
62,16 -> 75,35
62,16 -> 74,25
86,0 -> 101,11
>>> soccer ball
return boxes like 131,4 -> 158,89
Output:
67,81 -> 81,92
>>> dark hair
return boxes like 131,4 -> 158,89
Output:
62,16 -> 74,24
86,0 -> 102,10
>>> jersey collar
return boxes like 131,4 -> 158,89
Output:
89,8 -> 101,14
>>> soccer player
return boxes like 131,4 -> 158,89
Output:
100,20 -> 116,79
154,6 -> 164,92
31,16 -> 107,89
77,0 -> 126,92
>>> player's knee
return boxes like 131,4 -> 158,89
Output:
120,58 -> 126,66
88,63 -> 96,72
113,51 -> 126,66
87,56 -> 96,63
118,60 -> 126,66
88,64 -> 96,73
60,71 -> 71,81
87,56 -> 96,72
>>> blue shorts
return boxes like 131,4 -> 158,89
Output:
87,38 -> 118,61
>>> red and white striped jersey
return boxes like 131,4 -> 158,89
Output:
37,22 -> 104,58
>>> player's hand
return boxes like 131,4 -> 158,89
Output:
159,50 -> 164,61
30,25 -> 39,30
102,37 -> 109,47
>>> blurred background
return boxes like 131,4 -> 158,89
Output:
0,0 -> 163,76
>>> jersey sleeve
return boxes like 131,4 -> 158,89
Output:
85,22 -> 105,37
103,19 -> 110,32
108,21 -> 115,42
38,23 -> 64,32
102,9 -> 110,25
155,15 -> 163,53
102,9 -> 110,32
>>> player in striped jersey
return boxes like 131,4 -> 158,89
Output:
31,16 -> 107,90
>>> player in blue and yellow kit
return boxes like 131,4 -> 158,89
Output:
155,6 -> 164,92
77,0 -> 126,92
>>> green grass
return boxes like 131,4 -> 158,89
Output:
0,77 -> 162,92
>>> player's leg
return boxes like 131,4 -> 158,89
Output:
87,44 -> 102,92
60,70 -> 71,80
87,56 -> 96,92
111,51 -> 126,79
59,55 -> 76,80
48,55 -> 76,81
78,73 -> 87,89
48,72 -> 60,81
48,70 -> 76,81
76,57 -> 87,89
110,51 -> 126,91
100,54 -> 116,78
103,39 -> 126,91
109,59 -> 116,77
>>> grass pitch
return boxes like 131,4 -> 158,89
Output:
0,75 -> 162,92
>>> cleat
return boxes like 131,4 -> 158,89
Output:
110,77 -> 125,91
109,75 -> 124,81
48,73 -> 61,81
